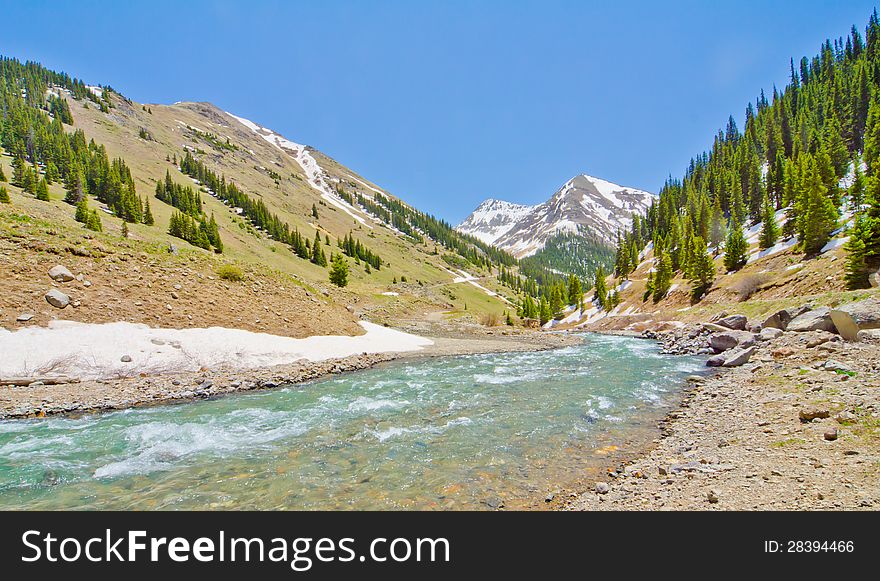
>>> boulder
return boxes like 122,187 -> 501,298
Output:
44,288 -> 70,309
48,265 -> 75,282
16,313 -> 34,322
701,322 -> 730,333
722,346 -> 756,367
787,307 -> 837,333
829,298 -> 880,341
716,314 -> 748,330
761,305 -> 812,331
709,331 -> 756,353
759,327 -> 783,341
705,354 -> 726,367
857,329 -> 880,343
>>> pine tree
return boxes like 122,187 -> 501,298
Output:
687,235 -> 715,300
329,254 -> 349,287
64,166 -> 85,205
653,250 -> 673,303
143,198 -> 154,225
121,220 -> 129,238
538,296 -> 551,325
844,230 -> 870,289
11,157 -> 26,187
311,231 -> 327,265
311,204 -> 319,219
86,209 -> 102,232
75,200 -> 89,223
0,186 -> 10,204
549,286 -> 563,319
723,217 -> 749,272
593,265 -> 608,309
0,164 -> 6,182
708,195 -> 727,251
798,157 -> 838,255
567,274 -> 582,306
35,178 -> 50,201
758,191 -> 779,250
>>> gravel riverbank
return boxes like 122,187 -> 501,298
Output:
564,328 -> 880,510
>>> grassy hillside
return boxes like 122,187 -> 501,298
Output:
0,59 -> 525,334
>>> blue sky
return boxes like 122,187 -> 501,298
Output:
1,1 -> 876,222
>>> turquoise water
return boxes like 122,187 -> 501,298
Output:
0,335 -> 703,510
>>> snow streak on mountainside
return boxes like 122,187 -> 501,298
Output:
456,199 -> 536,245
457,174 -> 654,258
226,112 -> 373,228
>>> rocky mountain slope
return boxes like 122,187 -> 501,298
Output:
457,174 -> 654,258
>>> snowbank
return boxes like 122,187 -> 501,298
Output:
0,321 -> 432,380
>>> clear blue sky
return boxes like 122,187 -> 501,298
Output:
1,1 -> 876,223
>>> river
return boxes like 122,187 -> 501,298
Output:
0,334 -> 704,509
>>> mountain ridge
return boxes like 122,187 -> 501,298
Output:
457,173 -> 654,259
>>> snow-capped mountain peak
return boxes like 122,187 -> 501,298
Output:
456,198 -> 536,245
457,174 -> 654,258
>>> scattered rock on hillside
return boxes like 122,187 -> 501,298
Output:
16,313 -> 34,322
716,314 -> 748,330
706,354 -> 726,367
120,355 -> 132,363
830,298 -> 880,341
709,331 -> 755,353
762,305 -> 811,331
759,327 -> 784,341
44,288 -> 70,309
823,359 -> 853,373
48,265 -> 75,283
722,346 -> 756,367
787,307 -> 837,333
857,329 -> 880,343
799,406 -> 831,422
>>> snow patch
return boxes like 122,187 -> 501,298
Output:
226,112 -> 372,228
0,321 -> 432,381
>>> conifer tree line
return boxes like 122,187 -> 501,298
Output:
168,210 -> 222,253
615,10 -> 880,296
178,150 -> 365,266
338,231 -> 381,270
516,273 -> 588,325
336,184 -> 517,269
155,170 -> 203,216
0,56 -> 151,226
